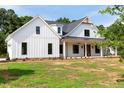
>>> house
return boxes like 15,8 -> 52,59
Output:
5,16 -> 118,60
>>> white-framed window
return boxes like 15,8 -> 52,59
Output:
73,45 -> 79,54
95,45 -> 100,53
36,26 -> 40,34
57,27 -> 61,34
84,29 -> 90,37
22,42 -> 27,55
48,43 -> 52,54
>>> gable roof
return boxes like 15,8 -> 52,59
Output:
5,16 -> 61,42
62,17 -> 87,34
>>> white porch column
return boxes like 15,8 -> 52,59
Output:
115,46 -> 117,56
85,43 -> 87,58
100,46 -> 103,57
63,41 -> 66,59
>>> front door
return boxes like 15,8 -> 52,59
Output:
87,44 -> 91,56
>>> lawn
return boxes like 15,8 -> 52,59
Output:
0,58 -> 124,88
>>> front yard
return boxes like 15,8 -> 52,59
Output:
0,58 -> 124,88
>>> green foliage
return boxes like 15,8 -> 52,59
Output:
0,32 -> 7,55
99,5 -> 124,58
99,5 -> 124,15
56,17 -> 71,24
19,16 -> 33,26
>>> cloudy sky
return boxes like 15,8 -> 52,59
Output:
0,5 -> 118,27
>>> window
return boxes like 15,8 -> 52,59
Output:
58,27 -> 61,33
36,26 -> 40,34
22,42 -> 27,55
84,29 -> 90,36
60,45 -> 63,54
95,45 -> 100,53
48,43 -> 52,54
73,45 -> 79,54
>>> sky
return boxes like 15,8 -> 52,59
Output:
0,5 -> 118,27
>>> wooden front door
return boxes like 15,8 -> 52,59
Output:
87,44 -> 91,56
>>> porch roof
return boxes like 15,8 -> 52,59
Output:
62,36 -> 105,42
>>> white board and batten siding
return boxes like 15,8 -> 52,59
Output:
69,23 -> 101,38
7,17 -> 60,60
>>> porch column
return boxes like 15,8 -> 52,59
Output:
115,46 -> 117,56
85,43 -> 87,58
100,46 -> 103,57
63,41 -> 66,59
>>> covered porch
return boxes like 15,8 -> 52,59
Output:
60,36 -> 117,59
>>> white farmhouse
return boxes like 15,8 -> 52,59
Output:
5,16 -> 117,60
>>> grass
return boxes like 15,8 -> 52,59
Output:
0,58 -> 124,88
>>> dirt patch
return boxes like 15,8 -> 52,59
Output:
67,74 -> 79,79
99,80 -> 116,87
1,70 -> 17,81
50,62 -> 72,65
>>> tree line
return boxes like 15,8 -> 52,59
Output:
0,6 -> 124,60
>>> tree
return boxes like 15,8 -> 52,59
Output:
99,5 -> 124,59
0,31 -> 7,55
100,5 -> 124,16
97,25 -> 106,37
56,17 -> 71,24
19,16 -> 33,26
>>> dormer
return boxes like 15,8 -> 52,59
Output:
49,24 -> 63,35
45,20 -> 63,36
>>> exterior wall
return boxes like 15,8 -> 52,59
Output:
8,17 -> 60,59
69,23 -> 101,38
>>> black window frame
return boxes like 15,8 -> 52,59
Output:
21,42 -> 27,55
95,45 -> 100,53
57,27 -> 61,33
84,29 -> 90,37
60,45 -> 63,54
48,43 -> 52,54
73,45 -> 79,54
36,26 -> 40,34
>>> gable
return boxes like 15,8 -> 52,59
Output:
68,23 -> 101,38
5,16 -> 61,42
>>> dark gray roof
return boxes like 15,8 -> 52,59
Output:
45,17 -> 87,35
62,36 -> 105,41
45,20 -> 58,24
62,17 -> 87,34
